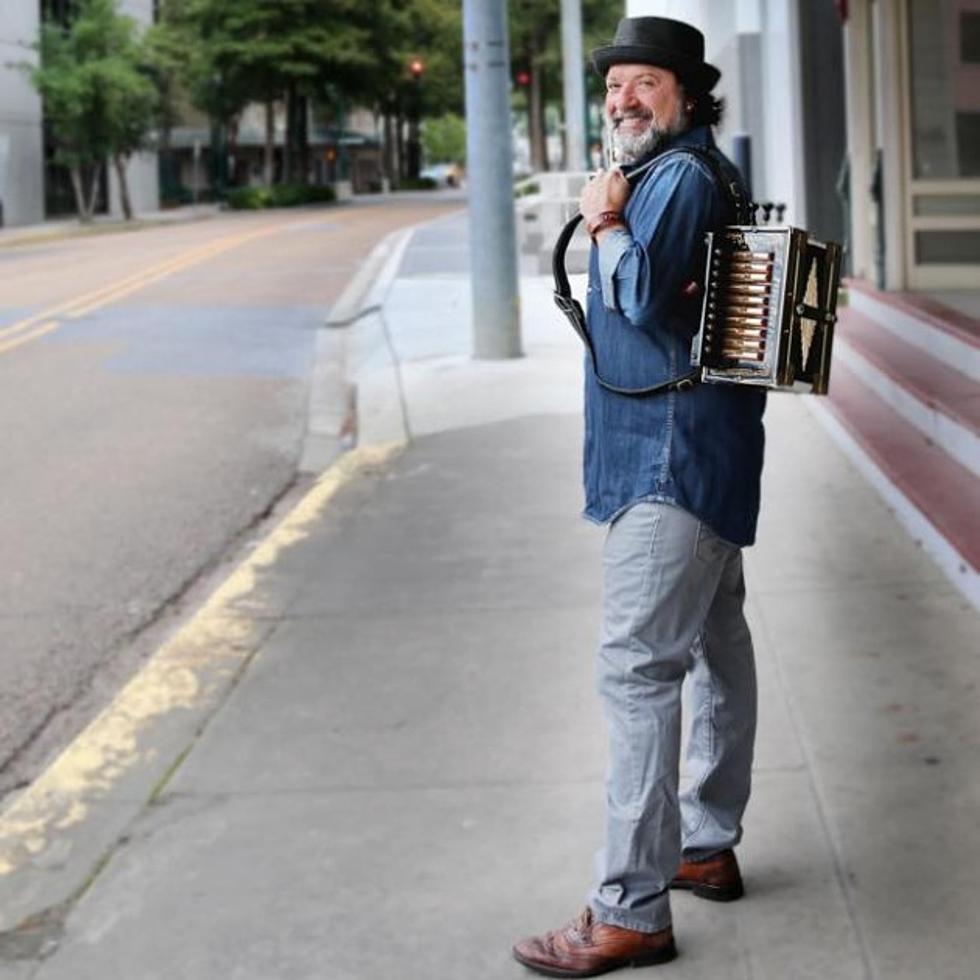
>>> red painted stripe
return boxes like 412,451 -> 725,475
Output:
836,308 -> 980,434
846,278 -> 980,347
826,360 -> 980,570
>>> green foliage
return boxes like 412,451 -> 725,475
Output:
397,177 -> 438,191
421,113 -> 466,165
32,0 -> 158,169
141,0 -> 195,136
360,0 -> 463,119
169,0 -> 376,121
225,183 -> 337,209
509,0 -> 621,94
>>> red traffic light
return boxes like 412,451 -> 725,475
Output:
516,70 -> 531,86
409,59 -> 425,77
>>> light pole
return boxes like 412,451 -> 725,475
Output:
463,0 -> 522,360
560,0 -> 588,171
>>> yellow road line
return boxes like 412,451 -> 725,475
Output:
0,442 -> 402,900
65,226 -> 278,319
0,219 -> 301,351
0,320 -> 60,356
0,243 -> 218,341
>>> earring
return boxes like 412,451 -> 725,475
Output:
685,101 -> 694,113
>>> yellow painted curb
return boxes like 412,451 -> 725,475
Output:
0,442 -> 403,883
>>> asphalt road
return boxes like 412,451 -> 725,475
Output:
0,194 -> 460,801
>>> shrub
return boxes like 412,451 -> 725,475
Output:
398,177 -> 439,191
226,183 -> 337,210
225,186 -> 269,209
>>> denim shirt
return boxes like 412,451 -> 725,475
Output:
583,125 -> 766,547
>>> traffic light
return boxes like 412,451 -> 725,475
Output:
410,59 -> 425,78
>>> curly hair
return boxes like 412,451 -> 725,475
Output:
685,90 -> 725,128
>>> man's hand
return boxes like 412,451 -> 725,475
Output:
579,167 -> 631,226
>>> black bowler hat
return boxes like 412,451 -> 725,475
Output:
592,16 -> 720,92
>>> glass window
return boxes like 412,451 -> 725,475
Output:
962,11 -> 980,61
915,229 -> 980,262
908,0 -> 980,178
913,192 -> 980,214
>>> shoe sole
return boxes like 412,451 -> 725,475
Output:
669,879 -> 744,902
512,941 -> 678,977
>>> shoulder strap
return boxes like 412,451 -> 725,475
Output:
552,146 -> 745,397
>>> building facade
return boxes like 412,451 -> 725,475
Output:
0,2 -> 44,227
627,0 -> 979,291
845,0 -> 980,290
0,0 -> 158,228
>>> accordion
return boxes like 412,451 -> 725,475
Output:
551,147 -> 843,397
692,226 -> 842,394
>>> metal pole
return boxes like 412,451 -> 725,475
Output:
463,0 -> 522,360
560,0 -> 588,171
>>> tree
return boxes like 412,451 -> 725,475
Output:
510,0 -> 558,172
173,0 -> 376,186
509,0 -> 620,172
422,113 -> 466,166
142,0 -> 198,197
358,0 -> 463,184
29,0 -> 158,221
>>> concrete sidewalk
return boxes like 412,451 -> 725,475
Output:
1,210 -> 977,979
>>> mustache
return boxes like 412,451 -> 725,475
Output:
610,110 -> 654,128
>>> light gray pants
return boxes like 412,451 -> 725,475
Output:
588,501 -> 757,933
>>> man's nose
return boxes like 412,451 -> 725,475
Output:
615,83 -> 639,112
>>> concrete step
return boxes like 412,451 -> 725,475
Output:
814,280 -> 980,605
847,279 -> 980,381
814,357 -> 979,605
835,307 -> 980,476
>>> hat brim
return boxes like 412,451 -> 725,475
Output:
591,44 -> 721,92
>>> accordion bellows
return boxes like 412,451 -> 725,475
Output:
692,227 -> 843,394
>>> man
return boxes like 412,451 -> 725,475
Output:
513,17 -> 765,977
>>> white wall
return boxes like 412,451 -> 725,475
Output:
758,0 -> 807,225
627,0 -> 706,31
0,1 -> 44,227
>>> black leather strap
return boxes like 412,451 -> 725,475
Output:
552,145 -> 746,397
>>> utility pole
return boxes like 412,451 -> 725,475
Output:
560,0 -> 588,171
463,0 -> 522,359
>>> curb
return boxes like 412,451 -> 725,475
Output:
299,223 -> 417,473
0,206 -> 223,250
0,442 -> 403,944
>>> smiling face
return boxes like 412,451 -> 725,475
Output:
604,63 -> 687,164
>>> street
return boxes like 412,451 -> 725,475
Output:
0,195 -> 460,803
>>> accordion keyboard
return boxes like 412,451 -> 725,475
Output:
704,248 -> 776,366
692,226 -> 842,394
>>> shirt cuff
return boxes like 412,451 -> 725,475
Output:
597,227 -> 631,311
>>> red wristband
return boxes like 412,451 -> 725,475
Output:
587,210 -> 625,240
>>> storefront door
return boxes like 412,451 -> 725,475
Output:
903,0 -> 980,288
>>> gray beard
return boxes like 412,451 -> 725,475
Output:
611,126 -> 668,165
607,109 -> 686,165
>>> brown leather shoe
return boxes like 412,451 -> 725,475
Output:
512,908 -> 677,977
669,849 -> 744,902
